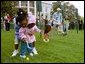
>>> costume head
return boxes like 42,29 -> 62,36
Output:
28,12 -> 36,24
27,12 -> 36,29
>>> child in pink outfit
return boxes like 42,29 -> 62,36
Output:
19,23 -> 41,58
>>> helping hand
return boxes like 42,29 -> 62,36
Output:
22,38 -> 26,42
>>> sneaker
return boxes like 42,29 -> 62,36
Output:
20,55 -> 26,58
47,39 -> 49,42
32,48 -> 38,55
12,50 -> 19,57
29,53 -> 33,56
43,39 -> 49,43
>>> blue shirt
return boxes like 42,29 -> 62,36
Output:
13,16 -> 20,35
53,12 -> 62,23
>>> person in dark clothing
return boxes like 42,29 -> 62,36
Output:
4,14 -> 11,31
79,19 -> 83,30
43,16 -> 51,42
17,8 -> 25,16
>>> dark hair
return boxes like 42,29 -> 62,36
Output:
17,8 -> 25,16
16,12 -> 28,25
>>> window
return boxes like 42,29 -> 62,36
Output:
45,7 -> 48,13
30,8 -> 34,15
14,1 -> 19,6
21,1 -> 27,6
29,1 -> 34,7
22,8 -> 27,12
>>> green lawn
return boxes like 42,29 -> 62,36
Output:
1,29 -> 84,63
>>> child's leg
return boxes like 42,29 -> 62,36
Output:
27,43 -> 34,56
15,44 -> 19,50
33,41 -> 35,47
43,33 -> 46,39
20,41 -> 27,57
44,25 -> 51,40
27,43 -> 33,53
14,35 -> 19,49
46,34 -> 49,39
43,33 -> 49,42
44,33 -> 49,39
12,35 -> 19,56
32,41 -> 38,55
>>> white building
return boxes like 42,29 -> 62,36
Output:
41,1 -> 52,20
14,1 -> 52,20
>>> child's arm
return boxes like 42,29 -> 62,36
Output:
34,25 -> 41,32
19,27 -> 27,42
34,25 -> 44,36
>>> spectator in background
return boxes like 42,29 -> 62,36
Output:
79,19 -> 83,30
1,17 -> 4,29
4,13 -> 11,31
63,18 -> 69,34
40,14 -> 45,30
7,14 -> 11,30
52,8 -> 65,34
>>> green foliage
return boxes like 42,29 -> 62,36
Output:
1,1 -> 18,17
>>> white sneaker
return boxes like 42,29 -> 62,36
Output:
12,50 -> 19,57
43,39 -> 49,43
32,48 -> 38,55
29,53 -> 33,56
47,39 -> 49,42
20,55 -> 26,58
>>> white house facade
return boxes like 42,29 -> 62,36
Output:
14,1 -> 52,20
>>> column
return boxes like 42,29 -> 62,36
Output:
34,1 -> 36,18
27,1 -> 29,14
19,1 -> 21,8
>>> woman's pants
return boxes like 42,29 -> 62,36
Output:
5,23 -> 10,31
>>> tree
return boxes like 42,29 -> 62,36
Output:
52,1 -> 61,13
1,1 -> 17,17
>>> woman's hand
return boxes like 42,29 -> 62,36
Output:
22,38 -> 26,42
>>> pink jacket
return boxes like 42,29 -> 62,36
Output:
19,25 -> 41,43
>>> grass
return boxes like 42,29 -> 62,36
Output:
1,28 -> 84,63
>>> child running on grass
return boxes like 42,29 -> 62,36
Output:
43,16 -> 51,42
